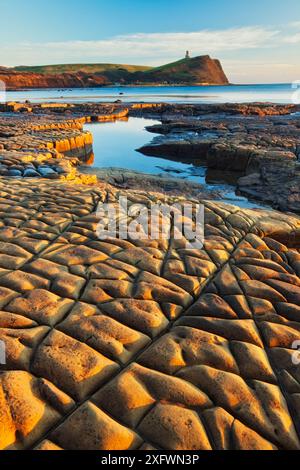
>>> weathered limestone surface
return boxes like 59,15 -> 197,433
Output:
0,176 -> 300,450
0,103 -> 300,450
238,162 -> 300,213
139,110 -> 300,172
4,100 -> 295,212
136,104 -> 300,212
0,104 -> 130,181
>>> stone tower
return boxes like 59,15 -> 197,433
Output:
185,50 -> 190,59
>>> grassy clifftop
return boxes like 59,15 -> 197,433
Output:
5,55 -> 229,88
14,63 -> 151,74
140,55 -> 229,84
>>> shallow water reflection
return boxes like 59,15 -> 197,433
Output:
85,117 -> 271,210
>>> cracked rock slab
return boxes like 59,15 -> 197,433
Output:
0,177 -> 300,451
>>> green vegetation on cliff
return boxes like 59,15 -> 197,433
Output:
14,63 -> 151,74
10,55 -> 229,86
139,55 -> 229,84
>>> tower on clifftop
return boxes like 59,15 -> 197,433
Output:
185,50 -> 190,59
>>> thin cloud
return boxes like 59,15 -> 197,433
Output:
283,21 -> 300,43
1,26 -> 280,66
284,32 -> 300,44
222,59 -> 300,83
1,25 -> 298,83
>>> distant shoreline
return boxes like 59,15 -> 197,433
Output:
5,83 -> 233,92
4,83 -> 294,107
5,82 -> 293,93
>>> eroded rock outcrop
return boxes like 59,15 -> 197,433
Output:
0,69 -> 109,90
133,55 -> 229,85
137,103 -> 300,212
0,178 -> 300,450
238,162 -> 300,213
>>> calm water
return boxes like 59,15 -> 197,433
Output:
85,118 -> 270,209
6,83 -> 295,104
85,118 -> 195,175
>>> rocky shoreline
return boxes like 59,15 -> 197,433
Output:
0,103 -> 130,182
0,101 -> 300,450
136,103 -> 300,213
1,101 -> 300,212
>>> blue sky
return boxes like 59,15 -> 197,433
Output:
1,0 -> 300,83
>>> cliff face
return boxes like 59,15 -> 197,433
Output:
0,55 -> 229,89
0,69 -> 109,90
134,55 -> 229,85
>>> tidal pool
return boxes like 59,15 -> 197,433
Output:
84,117 -> 271,210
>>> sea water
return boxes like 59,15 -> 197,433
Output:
5,83 -> 297,104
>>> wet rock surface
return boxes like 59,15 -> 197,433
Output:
136,103 -> 300,212
80,166 -> 224,200
0,103 -> 129,182
238,162 -> 300,213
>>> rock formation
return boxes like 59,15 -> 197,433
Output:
134,55 -> 229,85
0,102 -> 300,451
0,68 -> 109,90
0,55 -> 229,89
135,103 -> 300,213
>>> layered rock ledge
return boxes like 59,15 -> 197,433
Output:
1,101 -> 300,211
0,103 -> 130,181
0,102 -> 300,450
136,103 -> 300,212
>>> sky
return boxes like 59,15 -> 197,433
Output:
0,0 -> 300,83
